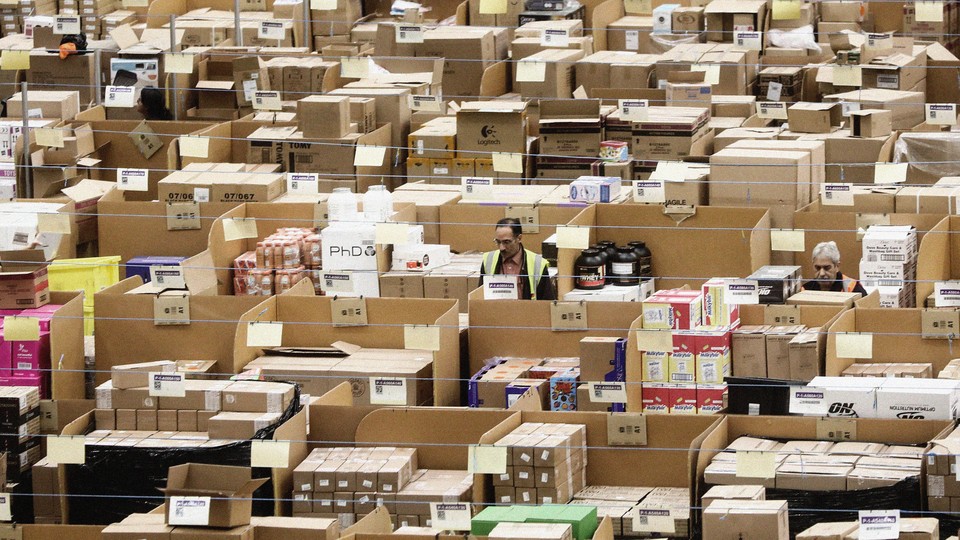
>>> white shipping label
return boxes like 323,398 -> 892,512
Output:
396,24 -> 424,43
935,282 -> 960,307
821,183 -> 854,206
461,176 -> 494,199
287,173 -> 319,194
733,31 -> 761,50
483,274 -> 519,300
766,82 -> 783,102
926,103 -> 958,125
724,280 -> 759,304
117,168 -> 149,191
619,99 -> 649,122
258,20 -> 286,40
587,381 -> 627,403
370,377 -> 407,405
149,372 -> 185,397
169,496 -> 211,526
430,502 -> 471,530
541,28 -> 569,46
104,85 -> 135,108
54,15 -> 80,34
633,180 -> 666,203
858,510 -> 900,540
150,265 -> 185,288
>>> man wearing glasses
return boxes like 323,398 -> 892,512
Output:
479,218 -> 555,300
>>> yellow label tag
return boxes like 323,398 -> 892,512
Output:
770,229 -> 806,252
555,226 -> 590,249
624,0 -> 651,13
223,218 -> 258,242
636,329 -> 673,352
492,152 -> 523,173
3,317 -> 39,341
834,65 -> 863,87
916,0 -> 944,21
166,53 -> 195,74
735,450 -> 776,478
375,222 -> 410,244
874,162 -> 908,184
37,213 -> 71,234
179,136 -> 209,158
836,332 -> 873,358
247,321 -> 283,348
340,57 -> 370,79
47,435 -> 85,464
354,146 -> 387,167
36,128 -> 65,148
311,0 -> 337,9
516,61 -> 547,82
479,0 -> 507,14
772,0 -> 801,19
251,440 -> 290,468
690,64 -> 720,85
404,324 -> 440,351
467,445 -> 508,474
0,50 -> 29,70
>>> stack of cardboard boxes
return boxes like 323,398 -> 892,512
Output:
859,225 -> 918,307
570,485 -> 691,538
380,252 -> 482,311
159,163 -> 286,204
791,376 -> 960,419
492,423 -> 587,506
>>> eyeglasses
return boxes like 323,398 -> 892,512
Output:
493,239 -> 516,246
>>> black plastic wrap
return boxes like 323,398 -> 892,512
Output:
931,514 -> 960,540
65,382 -> 300,525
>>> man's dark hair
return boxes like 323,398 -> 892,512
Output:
496,217 -> 522,237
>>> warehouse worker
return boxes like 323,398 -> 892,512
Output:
137,88 -> 173,121
802,241 -> 867,295
479,218 -> 555,300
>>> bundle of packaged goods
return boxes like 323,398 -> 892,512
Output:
293,447 -> 472,529
470,337 -> 626,411
233,227 -> 321,296
567,241 -> 654,301
102,511 -> 341,540
924,424 -> 960,513
796,519 -> 939,540
791,376 -> 960,419
858,225 -> 918,308
491,422 -> 587,505
840,363 -> 934,378
157,163 -> 286,204
730,324 -> 822,381
569,485 -> 690,538
472,505 -> 598,540
0,304 -> 60,397
380,252 -> 482,307
243,344 -> 434,405
0,386 -> 39,483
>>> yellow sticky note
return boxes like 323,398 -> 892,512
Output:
122,0 -> 148,7
735,450 -> 776,479
375,222 -> 411,244
251,440 -> 290,468
874,162 -> 908,184
834,65 -> 863,87
479,0 -> 507,14
3,316 -> 39,341
166,53 -> 195,74
516,61 -> 546,82
836,332 -> 873,359
916,0 -> 944,22
772,0 -> 801,19
636,329 -> 673,352
492,152 -> 523,173
179,136 -> 209,158
404,324 -> 440,351
691,64 -> 720,85
37,213 -> 71,234
311,0 -> 337,8
624,0 -> 651,13
555,226 -> 590,250
354,146 -> 387,167
47,435 -> 85,464
340,57 -> 370,79
35,128 -> 64,148
247,321 -> 283,348
770,229 -> 806,252
468,445 -> 507,474
0,50 -> 29,70
223,218 -> 258,242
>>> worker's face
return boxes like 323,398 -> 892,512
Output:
136,98 -> 146,116
813,255 -> 839,282
494,226 -> 521,258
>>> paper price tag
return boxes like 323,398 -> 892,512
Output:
650,161 -> 687,181
104,85 -> 136,108
766,82 -> 783,102
866,32 -> 894,50
0,493 -> 10,521
632,508 -> 675,534
370,377 -> 407,405
253,91 -> 281,111
0,50 -> 29,70
404,324 -> 440,351
834,65 -> 863,87
375,222 -> 411,244
541,28 -> 570,46
330,296 -> 368,327
817,417 -> 857,441
633,180 -> 666,204
756,101 -> 788,120
122,0 -> 148,6
396,24 -> 424,43
789,386 -> 828,415
556,226 -> 590,249
461,176 -> 494,199
484,274 -> 519,300
169,497 -> 210,526
320,271 -> 355,295
430,502 -> 472,530
587,382 -> 627,403
505,206 -> 539,234
3,317 -> 39,341
354,145 -> 387,167
874,162 -> 908,184
340,57 -> 371,79
690,64 -> 720,85
516,60 -> 546,82
733,31 -> 762,50
479,0 -> 506,12
166,53 -> 195,74
179,136 -> 209,158
624,0 -> 651,13
858,510 -> 900,540
935,282 -> 960,307
821,183 -> 854,206
47,435 -> 85,464
636,329 -> 672,352
735,450 -> 776,478
150,265 -> 185,289
35,127 -> 64,148
409,94 -> 442,112
771,229 -> 805,252
492,152 -> 523,173
247,322 -> 283,348
619,99 -> 649,122
550,301 -> 588,331
117,168 -> 149,191
37,212 -> 71,234
916,0 -> 944,21
836,332 -> 873,359
467,445 -> 508,474
607,413 -> 647,446
167,202 -> 201,231
258,20 -> 286,40
724,280 -> 759,305
251,440 -> 290,468
154,294 -> 190,326
926,103 -> 957,125
54,15 -> 80,34
223,218 -> 258,242
287,173 -> 319,194
772,0 -> 801,19
311,0 -> 336,9
149,372 -> 185,397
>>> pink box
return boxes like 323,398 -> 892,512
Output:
0,373 -> 47,397
669,383 -> 698,414
643,292 -> 703,330
641,383 -> 670,414
671,330 -> 696,355
0,335 -> 9,372
11,331 -> 50,377
697,383 -> 727,414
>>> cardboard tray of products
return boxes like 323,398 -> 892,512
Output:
916,215 -> 960,305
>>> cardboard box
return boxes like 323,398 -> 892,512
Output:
0,251 -> 49,309
162,464 -> 267,527
538,99 -> 603,158
111,360 -> 177,389
457,101 -> 528,156
732,326 -> 770,377
298,96 -> 350,139
850,109 -> 892,138
788,328 -> 822,381
796,521 -> 858,539
517,48 -> 584,99
788,103 -> 842,134
702,500 -> 788,540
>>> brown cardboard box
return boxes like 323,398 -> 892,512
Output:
0,250 -> 49,309
178,410 -> 198,431
850,109 -> 893,138
666,71 -> 712,107
298,96 -> 350,139
414,29 -> 498,98
766,325 -> 805,380
170,525 -> 253,540
672,7 -> 704,32
7,90 -> 80,120
408,122 -> 457,160
709,149 -> 811,229
350,97 -> 377,134
251,517 -> 339,540
379,272 -> 425,298
222,381 -> 295,413
162,464 -> 267,525
111,360 -> 177,389
701,484 -> 765,509
457,101 -> 528,156
787,291 -> 860,308
824,89 -> 925,130
702,499 -> 789,540
788,328 -> 822,381
111,386 -> 157,410
606,16 -> 653,52
703,0 -> 767,42
158,409 -> 178,431
732,325 -> 770,377
116,409 -> 137,430
538,99 -> 603,157
788,103 -> 843,134
136,409 -> 158,431
518,49 -> 585,99
796,521 -> 858,540
102,522 -> 175,539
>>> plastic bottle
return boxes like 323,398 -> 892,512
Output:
610,246 -> 640,286
574,248 -> 606,290
628,241 -> 653,278
328,187 -> 359,223
595,240 -> 617,276
363,184 -> 394,222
